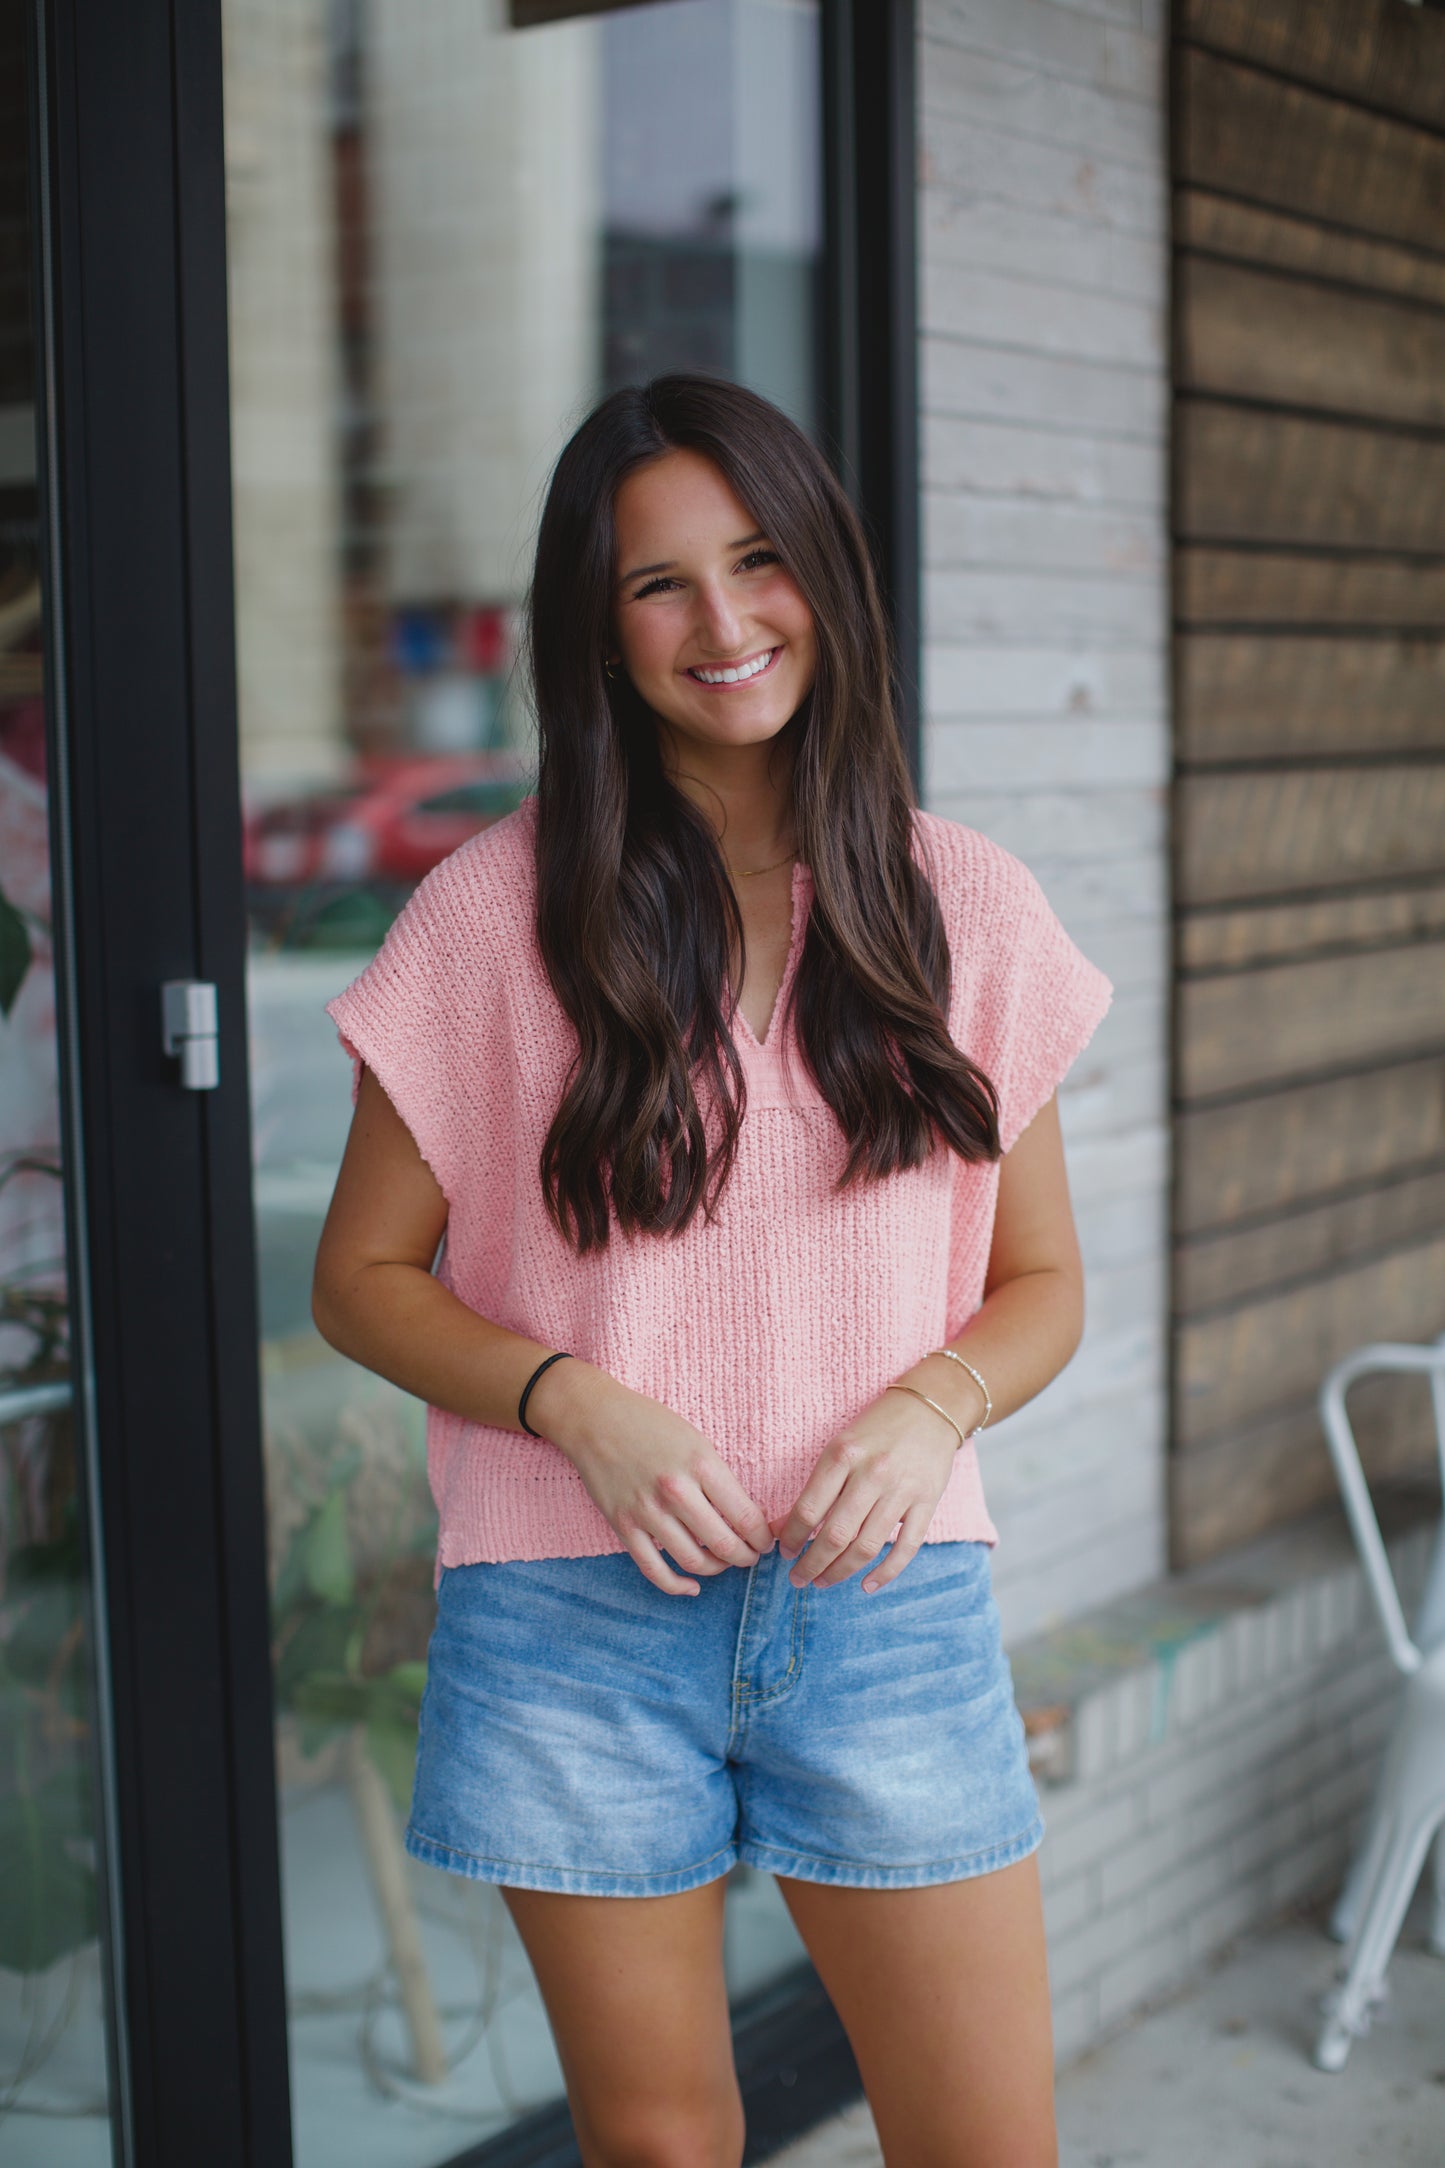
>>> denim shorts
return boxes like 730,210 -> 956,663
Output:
403,1536 -> 1045,1896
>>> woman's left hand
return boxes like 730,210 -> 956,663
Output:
768,1390 -> 959,1594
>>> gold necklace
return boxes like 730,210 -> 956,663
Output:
730,850 -> 796,879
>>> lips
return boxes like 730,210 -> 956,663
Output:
685,645 -> 780,688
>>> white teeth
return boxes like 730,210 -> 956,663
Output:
691,648 -> 774,685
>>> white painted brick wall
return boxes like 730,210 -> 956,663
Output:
917,0 -> 1172,1641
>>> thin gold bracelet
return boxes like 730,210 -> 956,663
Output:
884,1382 -> 966,1452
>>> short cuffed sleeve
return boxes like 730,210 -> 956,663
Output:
974,849 -> 1114,1156
912,810 -> 1115,1159
919,810 -> 1115,1343
324,845 -> 511,1214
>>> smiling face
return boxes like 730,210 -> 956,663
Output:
609,447 -> 817,766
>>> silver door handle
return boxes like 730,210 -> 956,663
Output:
161,979 -> 220,1090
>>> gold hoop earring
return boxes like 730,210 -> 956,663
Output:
603,656 -> 620,679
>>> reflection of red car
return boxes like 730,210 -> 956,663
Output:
243,752 -> 531,889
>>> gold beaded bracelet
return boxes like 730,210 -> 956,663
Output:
933,1345 -> 992,1433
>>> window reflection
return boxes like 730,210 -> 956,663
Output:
226,0 -> 821,2157
0,7 -> 116,2149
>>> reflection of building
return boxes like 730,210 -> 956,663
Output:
228,0 -> 823,791
366,2 -> 599,611
597,0 -> 821,417
223,0 -> 344,787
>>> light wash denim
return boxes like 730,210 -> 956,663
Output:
404,1536 -> 1045,1896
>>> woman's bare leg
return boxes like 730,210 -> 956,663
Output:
776,1850 -> 1057,2168
501,1877 -> 744,2168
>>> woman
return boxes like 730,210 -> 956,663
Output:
313,372 -> 1112,2168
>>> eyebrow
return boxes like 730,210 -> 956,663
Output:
618,531 -> 769,587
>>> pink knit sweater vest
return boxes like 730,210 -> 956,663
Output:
324,796 -> 1113,1580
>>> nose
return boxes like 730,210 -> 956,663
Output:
693,577 -> 747,654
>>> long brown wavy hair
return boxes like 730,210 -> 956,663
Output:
525,372 -> 1001,1254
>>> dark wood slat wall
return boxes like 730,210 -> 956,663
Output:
1170,0 -> 1445,1567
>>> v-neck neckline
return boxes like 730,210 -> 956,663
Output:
730,856 -> 810,1059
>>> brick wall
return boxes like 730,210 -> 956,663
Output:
916,0 -> 1172,1640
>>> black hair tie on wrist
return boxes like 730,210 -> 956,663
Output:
519,1350 -> 573,1436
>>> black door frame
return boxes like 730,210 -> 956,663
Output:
31,0 -> 918,2161
36,0 -> 292,2159
824,0 -> 922,779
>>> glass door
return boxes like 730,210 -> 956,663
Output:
0,3 -> 120,2156
222,2 -> 829,2157
9,0 -> 915,2156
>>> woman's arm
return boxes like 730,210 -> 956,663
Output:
770,1090 -> 1088,1591
312,1063 -> 775,1593
894,1086 -> 1087,1443
312,1062 -> 566,1432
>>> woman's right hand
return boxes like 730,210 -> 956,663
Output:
524,1358 -> 775,1595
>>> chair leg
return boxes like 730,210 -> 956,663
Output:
1428,1821 -> 1445,1959
1315,1660 -> 1445,2073
1412,1520 -> 1445,1651
1328,1679 -> 1409,1944
1411,1528 -> 1445,1961
1315,1802 -> 1442,2072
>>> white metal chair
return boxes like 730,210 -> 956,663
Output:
1312,1331 -> 1445,2072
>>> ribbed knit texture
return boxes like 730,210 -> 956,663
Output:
324,794 -> 1114,1580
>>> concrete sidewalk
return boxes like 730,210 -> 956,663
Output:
774,1882 -> 1445,2166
